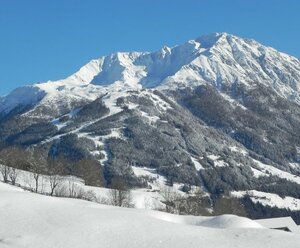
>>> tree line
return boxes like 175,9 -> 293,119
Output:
0,145 -> 134,207
0,145 -> 247,216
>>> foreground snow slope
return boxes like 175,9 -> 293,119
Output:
1,182 -> 300,248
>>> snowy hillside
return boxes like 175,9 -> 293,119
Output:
1,182 -> 300,248
2,32 -> 300,223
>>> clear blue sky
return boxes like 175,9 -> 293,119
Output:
0,0 -> 299,96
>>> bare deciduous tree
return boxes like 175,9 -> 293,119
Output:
8,167 -> 19,185
0,146 -> 27,184
74,159 -> 105,186
67,177 -> 82,198
0,149 -> 9,183
159,186 -> 212,215
108,177 -> 133,208
27,149 -> 47,193
177,188 -> 211,216
47,158 -> 64,196
159,185 -> 183,213
0,164 -> 10,183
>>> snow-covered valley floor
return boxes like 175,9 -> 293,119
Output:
1,182 -> 300,248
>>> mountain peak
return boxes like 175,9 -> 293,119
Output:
195,32 -> 230,48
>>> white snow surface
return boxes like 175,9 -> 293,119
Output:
1,182 -> 300,248
252,159 -> 300,184
207,154 -> 229,167
190,156 -> 204,170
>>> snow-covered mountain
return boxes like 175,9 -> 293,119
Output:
2,32 -> 300,117
1,32 -> 300,222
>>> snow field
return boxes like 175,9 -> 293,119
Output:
1,182 -> 300,248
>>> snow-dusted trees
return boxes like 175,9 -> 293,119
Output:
108,177 -> 133,208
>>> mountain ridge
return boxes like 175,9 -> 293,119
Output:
1,32 -> 300,117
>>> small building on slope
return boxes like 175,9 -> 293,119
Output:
255,217 -> 300,233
